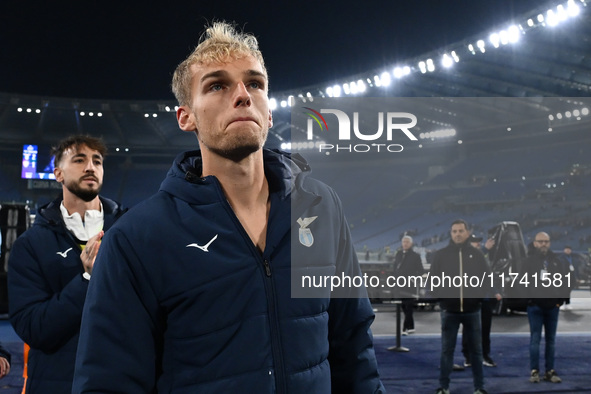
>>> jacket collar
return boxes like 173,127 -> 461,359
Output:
160,149 -> 313,204
36,195 -> 125,230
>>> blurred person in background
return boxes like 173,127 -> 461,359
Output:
522,232 -> 570,384
392,235 -> 424,335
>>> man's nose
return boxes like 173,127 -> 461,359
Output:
233,82 -> 251,108
84,161 -> 96,172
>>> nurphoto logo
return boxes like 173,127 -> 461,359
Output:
302,104 -> 418,153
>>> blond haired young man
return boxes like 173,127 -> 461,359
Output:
73,22 -> 384,393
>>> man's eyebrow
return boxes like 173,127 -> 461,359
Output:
200,70 -> 228,83
245,69 -> 267,79
71,153 -> 102,160
200,69 -> 267,83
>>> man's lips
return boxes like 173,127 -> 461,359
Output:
82,177 -> 98,183
229,117 -> 257,125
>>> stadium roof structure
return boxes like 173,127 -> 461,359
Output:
0,0 -> 590,158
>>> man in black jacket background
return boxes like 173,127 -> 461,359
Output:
430,219 -> 490,394
522,232 -> 570,384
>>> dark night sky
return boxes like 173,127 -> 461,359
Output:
0,0 -> 546,101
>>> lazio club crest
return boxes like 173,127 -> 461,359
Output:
297,216 -> 318,247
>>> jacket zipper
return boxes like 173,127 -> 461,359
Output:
217,187 -> 287,393
263,259 -> 272,277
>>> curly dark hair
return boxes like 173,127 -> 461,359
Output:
51,135 -> 107,167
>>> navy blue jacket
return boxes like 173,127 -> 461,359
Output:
73,149 -> 384,393
7,196 -> 126,394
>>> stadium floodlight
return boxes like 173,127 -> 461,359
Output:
332,84 -> 342,97
288,95 -> 294,106
546,9 -> 558,26
380,71 -> 391,86
326,86 -> 333,97
557,4 -> 569,22
499,30 -> 509,45
556,113 -> 563,119
35,109 -> 41,114
489,32 -> 500,48
418,61 -> 427,74
567,0 -> 581,17
349,81 -> 358,94
280,100 -> 287,108
549,114 -> 555,120
89,112 -> 94,117
393,66 -> 411,78
451,51 -> 460,62
537,13 -> 545,23
527,18 -> 535,27
441,53 -> 453,68
98,112 -> 102,117
582,107 -> 589,115
373,75 -> 382,87
476,39 -> 486,53
426,59 -> 435,72
343,83 -> 351,95
419,128 -> 456,140
573,109 -> 580,117
269,98 -> 277,110
356,79 -> 366,93
565,111 -> 572,118
507,25 -> 520,43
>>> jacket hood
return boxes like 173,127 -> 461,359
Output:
159,149 -> 312,204
35,195 -> 126,230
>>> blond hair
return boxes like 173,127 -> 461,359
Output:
171,21 -> 266,106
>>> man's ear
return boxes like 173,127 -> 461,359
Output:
177,106 -> 197,132
268,109 -> 273,129
53,167 -> 63,183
